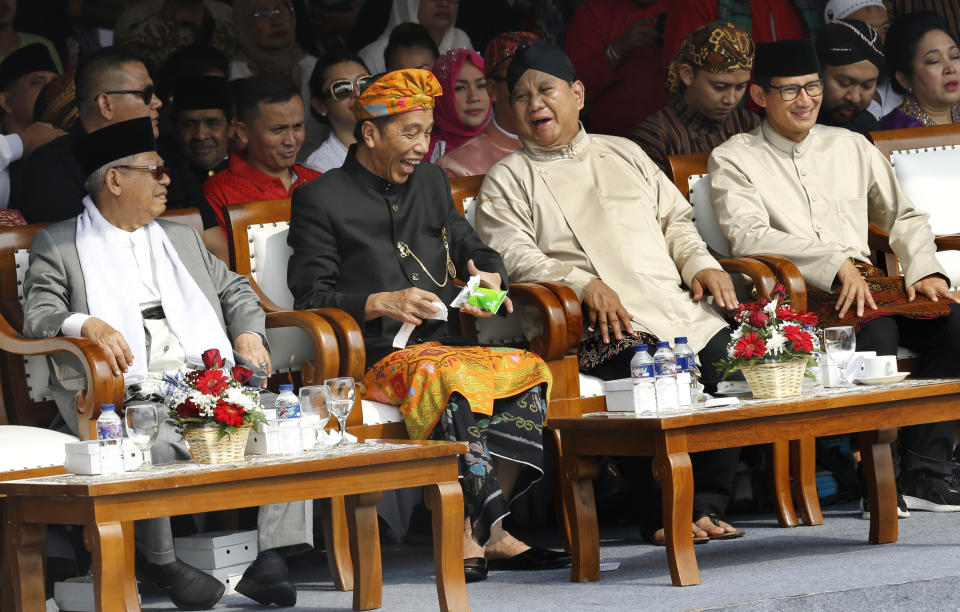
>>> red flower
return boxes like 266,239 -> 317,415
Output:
748,310 -> 770,328
771,283 -> 787,299
194,369 -> 228,396
733,333 -> 767,359
213,400 -> 246,427
176,397 -> 201,419
202,348 -> 225,370
776,305 -> 797,321
797,311 -> 819,326
231,365 -> 254,385
783,325 -> 814,353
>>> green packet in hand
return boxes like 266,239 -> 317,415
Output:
450,275 -> 507,314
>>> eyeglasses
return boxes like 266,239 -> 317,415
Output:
769,79 -> 824,101
253,6 -> 294,19
326,76 -> 373,101
113,164 -> 168,180
101,84 -> 155,105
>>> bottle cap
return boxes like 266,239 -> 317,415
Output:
656,341 -> 669,348
635,344 -> 648,351
675,337 -> 687,344
101,404 -> 116,411
279,384 -> 294,392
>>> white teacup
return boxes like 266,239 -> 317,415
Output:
861,355 -> 897,379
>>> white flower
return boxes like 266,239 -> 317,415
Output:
764,298 -> 779,315
731,326 -> 744,341
765,328 -> 787,355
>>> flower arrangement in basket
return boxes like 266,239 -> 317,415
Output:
165,349 -> 266,463
715,284 -> 820,398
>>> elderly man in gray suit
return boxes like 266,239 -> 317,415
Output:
22,117 -> 306,609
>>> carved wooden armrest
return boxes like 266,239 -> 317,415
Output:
934,235 -> 960,252
507,282 -> 571,361
309,308 -> 366,380
0,313 -> 122,440
717,257 -> 776,300
746,254 -> 808,311
264,310 -> 340,385
533,281 -> 583,354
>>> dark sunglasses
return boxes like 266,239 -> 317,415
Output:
101,84 -> 155,105
326,76 -> 373,101
113,163 -> 168,180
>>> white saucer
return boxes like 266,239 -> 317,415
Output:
854,372 -> 909,385
715,381 -> 751,395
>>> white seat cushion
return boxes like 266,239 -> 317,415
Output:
688,173 -> 731,257
248,222 -> 295,310
361,400 -> 404,425
0,425 -> 77,472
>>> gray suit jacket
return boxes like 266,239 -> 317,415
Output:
23,217 -> 265,390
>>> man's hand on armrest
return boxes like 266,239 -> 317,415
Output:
235,332 -> 271,387
691,268 -> 738,310
81,317 -> 133,377
582,279 -> 634,344
835,259 -> 878,319
908,275 -> 960,305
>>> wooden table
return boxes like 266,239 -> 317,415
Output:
0,440 -> 468,612
551,379 -> 960,587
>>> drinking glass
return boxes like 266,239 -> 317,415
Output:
124,403 -> 162,471
299,385 -> 331,449
823,326 -> 856,385
324,377 -> 356,446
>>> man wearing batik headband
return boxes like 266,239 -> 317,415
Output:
436,31 -> 541,178
711,39 -> 960,515
476,40 -> 747,545
288,68 -> 569,582
630,20 -> 759,175
816,19 -> 885,134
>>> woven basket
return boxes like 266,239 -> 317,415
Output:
739,359 -> 807,399
183,424 -> 251,464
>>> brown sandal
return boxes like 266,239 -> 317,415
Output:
694,512 -> 746,540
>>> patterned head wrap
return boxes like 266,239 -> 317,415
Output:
665,21 -> 755,97
353,68 -> 442,120
33,72 -> 78,131
483,31 -> 542,77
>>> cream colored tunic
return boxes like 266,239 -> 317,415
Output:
709,121 -> 944,292
475,127 -> 726,353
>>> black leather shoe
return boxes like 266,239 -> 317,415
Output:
463,556 -> 488,582
487,547 -> 572,571
235,550 -> 297,607
140,559 -> 225,610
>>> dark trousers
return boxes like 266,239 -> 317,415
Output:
855,304 -> 960,478
586,329 -> 740,517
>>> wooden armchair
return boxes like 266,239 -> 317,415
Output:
668,153 -> 819,528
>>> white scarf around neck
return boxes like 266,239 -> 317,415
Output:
75,196 -> 234,385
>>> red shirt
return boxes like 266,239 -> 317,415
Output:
201,153 -> 321,230
563,0 -> 670,136
663,0 -> 809,111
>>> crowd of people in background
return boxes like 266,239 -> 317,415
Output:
5,0 -> 960,609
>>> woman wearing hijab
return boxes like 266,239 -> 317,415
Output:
231,0 -> 323,158
359,0 -> 472,75
427,48 -> 490,162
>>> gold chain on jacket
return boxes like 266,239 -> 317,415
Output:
396,227 -> 456,287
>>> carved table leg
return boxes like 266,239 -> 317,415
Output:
560,454 -> 600,583
653,450 -> 700,586
790,438 -> 824,526
859,429 -> 899,544
345,491 -> 383,611
85,520 -> 137,611
767,441 -> 798,528
424,482 -> 469,612
549,430 -> 573,553
6,517 -> 46,611
320,496 -> 355,591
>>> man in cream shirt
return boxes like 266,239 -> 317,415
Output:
476,40 -> 746,545
710,38 -> 960,514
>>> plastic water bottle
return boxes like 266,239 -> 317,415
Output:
275,384 -> 302,454
806,324 -> 822,386
96,404 -> 125,475
653,341 -> 679,414
674,337 -> 697,407
630,345 -> 657,416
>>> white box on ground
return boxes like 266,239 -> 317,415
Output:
207,561 -> 253,595
55,575 -> 141,611
174,530 -> 258,570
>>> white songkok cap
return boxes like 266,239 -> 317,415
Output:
824,0 -> 886,22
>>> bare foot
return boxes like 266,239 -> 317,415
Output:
483,522 -> 530,560
651,522 -> 709,545
463,517 -> 484,559
694,514 -> 740,537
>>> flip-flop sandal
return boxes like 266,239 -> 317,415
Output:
694,512 -> 746,540
642,526 -> 710,546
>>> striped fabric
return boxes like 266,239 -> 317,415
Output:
889,1 -> 960,40
628,98 -> 761,175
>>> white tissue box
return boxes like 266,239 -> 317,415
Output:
174,530 -> 258,570
602,378 -> 636,412
65,439 -> 143,474
208,561 -> 253,595
54,575 -> 141,611
245,420 -> 280,455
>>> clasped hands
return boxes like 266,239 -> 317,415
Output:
582,268 -> 738,344
834,259 -> 960,319
80,317 -> 271,386
365,259 -> 512,325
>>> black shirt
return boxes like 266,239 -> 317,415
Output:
818,109 -> 881,136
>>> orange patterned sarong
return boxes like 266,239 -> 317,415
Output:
363,343 -> 553,440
